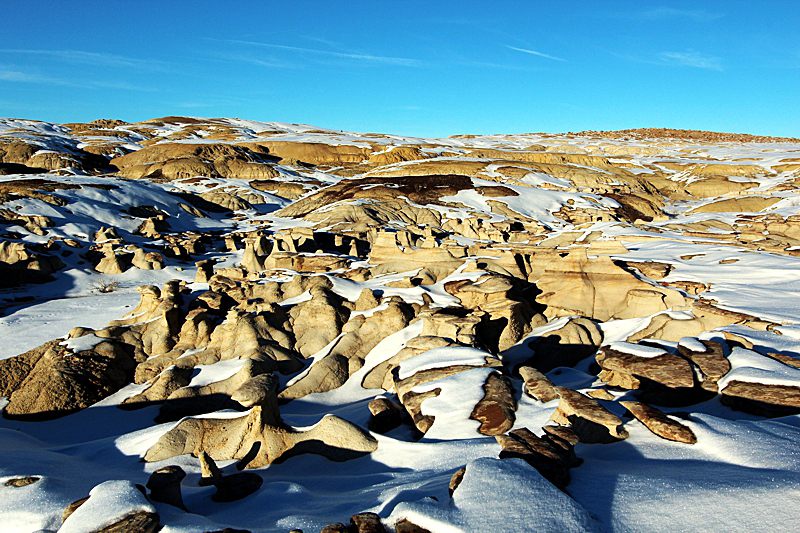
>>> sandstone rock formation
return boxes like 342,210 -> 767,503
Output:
144,373 -> 377,467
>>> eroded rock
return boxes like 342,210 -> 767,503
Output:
550,387 -> 629,443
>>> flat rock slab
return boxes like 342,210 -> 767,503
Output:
620,401 -> 697,444
550,387 -> 629,443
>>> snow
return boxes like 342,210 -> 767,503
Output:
678,336 -> 708,353
611,240 -> 800,323
187,358 -> 247,388
397,346 -> 493,379
718,347 -> 800,389
411,367 -> 495,440
608,341 -> 666,358
59,480 -> 155,533
60,333 -> 105,353
388,457 -> 604,533
569,413 -> 800,533
437,177 -> 617,228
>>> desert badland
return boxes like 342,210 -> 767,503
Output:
2,117 -> 800,532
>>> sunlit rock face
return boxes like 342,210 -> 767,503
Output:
2,117 -> 800,533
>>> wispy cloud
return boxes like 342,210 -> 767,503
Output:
225,39 -> 424,67
0,67 -> 76,86
506,46 -> 566,62
0,66 -> 159,91
209,53 -> 301,70
660,51 -> 723,70
0,49 -> 167,70
637,7 -> 724,21
453,59 -> 544,72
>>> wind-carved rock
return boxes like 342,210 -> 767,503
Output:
123,365 -> 193,407
595,342 -> 696,390
195,259 -> 215,283
469,372 -> 517,435
444,273 -> 546,352
419,308 -> 484,347
94,242 -> 129,274
280,297 -> 414,400
676,337 -> 731,392
144,373 -> 378,467
130,245 -> 164,270
131,307 -> 216,384
496,426 -> 581,490
136,215 -> 170,238
155,359 -> 274,421
390,346 -> 507,437
240,234 -> 272,274
191,308 -> 299,369
518,366 -> 559,403
368,396 -> 406,434
362,336 -> 457,391
108,281 -> 184,360
289,285 -> 350,358
146,465 -> 187,510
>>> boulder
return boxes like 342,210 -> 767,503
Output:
718,349 -> 800,416
550,387 -> 629,443
367,396 -> 405,434
496,427 -> 577,490
350,512 -> 388,533
518,366 -> 559,403
146,465 -> 187,510
195,259 -> 215,283
676,338 -> 731,392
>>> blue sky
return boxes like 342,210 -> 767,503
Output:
1,1 -> 798,137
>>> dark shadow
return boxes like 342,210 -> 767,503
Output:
719,394 -> 800,417
0,263 -> 55,289
273,439 -> 375,464
0,162 -> 49,175
154,394 -> 247,423
633,377 -> 717,408
168,191 -> 234,214
236,441 -> 262,470
518,336 -> 600,374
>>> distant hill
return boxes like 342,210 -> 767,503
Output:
574,128 -> 800,143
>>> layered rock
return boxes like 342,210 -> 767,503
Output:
535,248 -> 688,321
